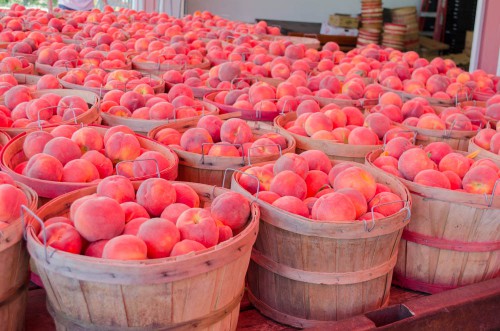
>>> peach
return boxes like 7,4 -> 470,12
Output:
422,142 -> 452,164
102,235 -> 148,260
160,203 -> 190,225
132,151 -> 171,178
368,192 -> 403,217
136,178 -> 176,217
327,163 -> 354,186
216,219 -> 233,243
220,118 -> 253,145
180,127 -> 214,154
303,112 -> 333,136
197,115 -> 223,142
375,183 -> 392,195
154,128 -> 182,146
342,107 -> 365,126
74,196 -> 125,241
491,133 -> 500,154
336,188 -> 368,219
62,159 -> 100,183
170,239 -> 206,257
272,196 -> 309,217
120,91 -> 146,111
4,85 -> 32,110
50,124 -> 78,139
103,125 -> 135,145
123,217 -> 150,236
398,148 -> 436,181
358,212 -> 385,221
41,137 -> 81,166
259,132 -> 287,150
71,127 -> 104,152
470,159 -> 500,172
0,184 -> 28,223
120,201 -> 150,223
311,192 -> 356,221
84,239 -> 110,258
248,83 -> 276,104
137,218 -> 180,258
80,150 -> 114,179
416,114 -> 446,130
296,100 -> 320,116
41,223 -> 82,254
25,153 -> 63,181
210,191 -> 250,231
25,98 -> 52,121
379,92 -> 403,108
57,95 -> 88,117
414,169 -> 451,189
273,153 -> 309,178
176,208 -> 219,248
438,153 -> 471,178
364,113 -> 391,139
462,166 -> 499,194
347,127 -> 379,145
171,183 -> 200,208
270,170 -> 307,200
149,102 -> 175,120
333,166 -> 377,201
37,48 -> 58,65
23,131 -> 54,159
485,104 -> 500,120
36,74 -> 60,90
373,155 -> 399,169
105,132 -> 141,163
239,166 -> 273,194
304,170 -> 330,198
445,113 -> 472,131
0,173 -> 15,186
218,62 -> 241,82
96,175 -> 135,203
300,150 -> 332,174
168,83 -> 194,101
384,137 -> 413,159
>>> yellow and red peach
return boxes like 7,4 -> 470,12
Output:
398,148 -> 436,181
80,150 -> 113,179
304,170 -> 330,198
423,142 -> 454,164
170,239 -> 206,257
96,175 -> 136,203
414,169 -> 451,189
62,159 -> 100,183
105,132 -> 141,163
269,170 -> 307,200
160,203 -> 190,225
347,127 -> 379,145
299,149 -> 332,174
438,153 -> 471,178
272,196 -> 309,217
462,166 -> 499,194
22,131 -> 54,159
197,115 -> 223,142
71,127 -> 103,153
273,153 -> 309,178
121,201 -> 150,223
41,223 -> 82,254
0,184 -> 28,223
210,191 -> 250,231
132,151 -> 171,178
219,118 -> 253,145
239,166 -> 273,194
154,128 -> 182,146
368,192 -> 403,217
84,239 -> 110,258
180,127 -> 214,154
333,166 -> 377,201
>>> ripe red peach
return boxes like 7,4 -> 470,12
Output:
136,178 -> 176,217
347,127 -> 379,145
176,208 -> 219,248
80,150 -> 114,179
384,137 -> 413,159
23,131 -> 54,159
299,150 -> 332,174
62,159 -> 100,183
160,203 -> 190,225
179,127 -> 214,154
311,192 -> 356,221
102,235 -> 147,260
269,170 -> 307,200
137,217 -> 180,258
414,169 -> 451,189
25,153 -> 63,181
368,192 -> 404,217
74,196 -> 126,241
123,218 -> 149,236
273,153 -> 309,178
462,166 -> 499,194
304,170 -> 330,198
272,196 -> 309,217
398,148 -> 436,181
170,239 -> 206,257
220,118 -> 253,145
239,166 -> 274,194
197,115 -> 223,142
423,142 -> 454,164
105,132 -> 141,163
333,166 -> 377,201
71,127 -> 104,152
0,184 -> 28,223
84,239 -> 110,258
97,175 -> 136,203
439,153 -> 471,178
172,183 -> 200,208
210,191 -> 250,231
41,223 -> 82,254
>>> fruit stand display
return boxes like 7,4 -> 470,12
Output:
0,2 -> 498,330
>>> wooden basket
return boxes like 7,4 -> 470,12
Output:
230,161 -> 411,328
0,182 -> 38,331
26,181 -> 259,331
149,117 -> 296,188
203,91 -> 281,123
1,89 -> 100,138
382,87 -> 468,106
101,101 -> 219,136
274,112 -> 381,163
468,138 -> 500,167
0,125 -> 179,198
0,130 -> 10,151
165,81 -> 222,99
366,149 -> 500,294
57,72 -> 165,98
35,62 -> 69,76
398,123 -> 478,151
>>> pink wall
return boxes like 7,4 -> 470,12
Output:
477,0 -> 500,74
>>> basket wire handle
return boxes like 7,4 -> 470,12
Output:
222,168 -> 260,202
115,158 -> 161,178
444,118 -> 469,138
21,205 -> 50,264
366,200 -> 411,232
246,143 -> 282,166
200,142 -> 244,165
484,179 -> 500,207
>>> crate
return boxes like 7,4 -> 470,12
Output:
329,14 -> 359,29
